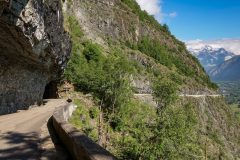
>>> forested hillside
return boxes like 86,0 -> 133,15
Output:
60,0 -> 240,159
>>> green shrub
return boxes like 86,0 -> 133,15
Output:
149,103 -> 201,159
152,77 -> 179,109
83,42 -> 102,62
89,107 -> 100,119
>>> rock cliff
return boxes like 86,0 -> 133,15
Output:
65,0 -> 178,48
64,0 -> 215,93
0,0 -> 71,114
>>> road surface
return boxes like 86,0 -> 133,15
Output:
134,94 -> 221,98
0,99 -> 66,160
179,94 -> 221,97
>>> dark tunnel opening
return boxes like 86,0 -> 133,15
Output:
43,81 -> 58,99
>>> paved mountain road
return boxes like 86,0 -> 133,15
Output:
0,99 -> 66,160
179,94 -> 221,97
134,94 -> 221,98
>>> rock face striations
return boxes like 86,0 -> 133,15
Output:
0,0 -> 71,114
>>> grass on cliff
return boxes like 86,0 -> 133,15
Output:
69,99 -> 99,142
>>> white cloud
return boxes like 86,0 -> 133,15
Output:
136,0 -> 161,15
169,12 -> 177,18
136,0 -> 177,23
186,39 -> 240,55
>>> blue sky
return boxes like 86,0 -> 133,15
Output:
137,0 -> 240,41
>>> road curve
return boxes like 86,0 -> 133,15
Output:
134,94 -> 221,98
179,94 -> 221,98
0,99 -> 66,160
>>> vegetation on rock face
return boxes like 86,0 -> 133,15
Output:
152,77 -> 179,110
126,31 -> 217,90
120,0 -> 216,89
121,0 -> 170,34
186,97 -> 240,159
64,16 -> 134,113
63,1 -> 239,159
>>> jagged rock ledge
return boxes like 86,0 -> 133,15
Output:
0,0 -> 71,114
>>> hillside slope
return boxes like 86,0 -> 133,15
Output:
63,0 -> 216,91
61,0 -> 240,159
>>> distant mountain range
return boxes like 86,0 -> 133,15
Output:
188,45 -> 235,72
208,56 -> 240,81
186,39 -> 240,55
186,40 -> 240,81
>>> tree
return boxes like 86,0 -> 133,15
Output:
83,42 -> 102,62
100,54 -> 133,113
162,24 -> 170,33
152,77 -> 178,110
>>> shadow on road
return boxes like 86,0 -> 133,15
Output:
0,131 -> 43,159
0,119 -> 72,160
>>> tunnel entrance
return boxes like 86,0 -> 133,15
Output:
43,81 -> 58,99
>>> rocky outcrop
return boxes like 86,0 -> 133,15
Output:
0,0 -> 71,114
64,0 -> 174,47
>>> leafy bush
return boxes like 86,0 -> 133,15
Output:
83,42 -> 102,62
137,37 -> 171,67
149,103 -> 201,159
89,107 -> 100,119
110,99 -> 157,159
152,77 -> 179,109
107,98 -> 201,159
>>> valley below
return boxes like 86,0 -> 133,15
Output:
216,81 -> 240,104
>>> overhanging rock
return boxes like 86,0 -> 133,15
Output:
0,0 -> 71,114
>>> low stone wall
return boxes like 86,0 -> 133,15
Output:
52,103 -> 116,160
